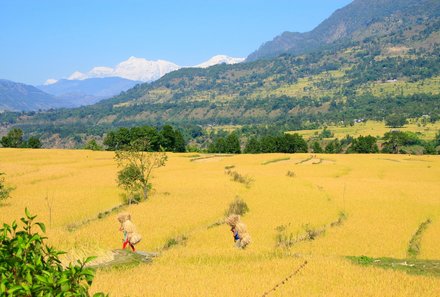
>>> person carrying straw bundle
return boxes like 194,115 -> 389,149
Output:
117,212 -> 142,252
225,214 -> 251,249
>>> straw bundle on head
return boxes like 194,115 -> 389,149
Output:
123,220 -> 137,234
236,222 -> 251,248
117,212 -> 131,223
225,214 -> 251,248
225,214 -> 240,227
117,212 -> 142,244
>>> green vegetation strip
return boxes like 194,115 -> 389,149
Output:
262,157 -> 290,165
90,249 -> 157,270
347,256 -> 440,277
407,218 -> 432,258
190,154 -> 233,162
295,156 -> 314,164
67,204 -> 126,232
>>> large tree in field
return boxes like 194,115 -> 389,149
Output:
115,139 -> 167,204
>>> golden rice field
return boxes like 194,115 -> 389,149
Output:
1,148 -> 440,296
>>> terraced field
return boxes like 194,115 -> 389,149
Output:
294,120 -> 440,140
0,149 -> 439,296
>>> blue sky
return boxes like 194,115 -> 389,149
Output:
0,0 -> 352,85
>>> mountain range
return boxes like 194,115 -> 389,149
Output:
1,0 -> 439,147
0,55 -> 244,112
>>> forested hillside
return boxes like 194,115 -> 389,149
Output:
247,0 -> 440,60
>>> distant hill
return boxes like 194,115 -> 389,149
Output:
0,79 -> 71,112
38,77 -> 141,107
36,55 -> 244,107
247,0 -> 440,61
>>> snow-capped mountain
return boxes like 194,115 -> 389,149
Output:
194,55 -> 245,68
57,55 -> 244,84
67,56 -> 181,82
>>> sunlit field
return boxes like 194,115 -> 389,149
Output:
294,120 -> 440,140
1,149 -> 439,296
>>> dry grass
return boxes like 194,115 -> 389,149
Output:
0,149 -> 439,296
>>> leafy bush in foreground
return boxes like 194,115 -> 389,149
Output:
0,209 -> 105,296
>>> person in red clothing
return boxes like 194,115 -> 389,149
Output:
117,212 -> 142,251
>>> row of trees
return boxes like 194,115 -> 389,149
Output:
206,130 -> 440,155
104,125 -> 185,152
244,134 -> 308,154
207,133 -> 308,154
310,131 -> 440,155
0,128 -> 42,148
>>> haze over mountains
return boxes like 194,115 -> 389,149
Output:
37,77 -> 142,107
0,79 -> 71,112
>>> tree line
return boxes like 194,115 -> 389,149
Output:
103,125 -> 185,152
2,124 -> 439,155
207,130 -> 440,155
0,128 -> 41,148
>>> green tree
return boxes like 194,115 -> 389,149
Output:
160,125 -> 177,151
312,142 -> 323,153
1,128 -> 24,148
385,114 -> 407,128
435,130 -> 440,147
160,125 -> 186,152
279,134 -> 308,153
115,139 -> 167,204
0,209 -> 105,296
259,136 -> 278,153
130,126 -> 161,151
104,128 -> 134,150
26,136 -> 42,149
84,139 -> 102,151
244,137 -> 260,153
325,139 -> 342,154
349,135 -> 379,153
423,142 -> 437,155
382,131 -> 406,154
224,133 -> 241,154
319,127 -> 334,139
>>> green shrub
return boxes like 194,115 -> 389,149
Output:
0,209 -> 105,296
